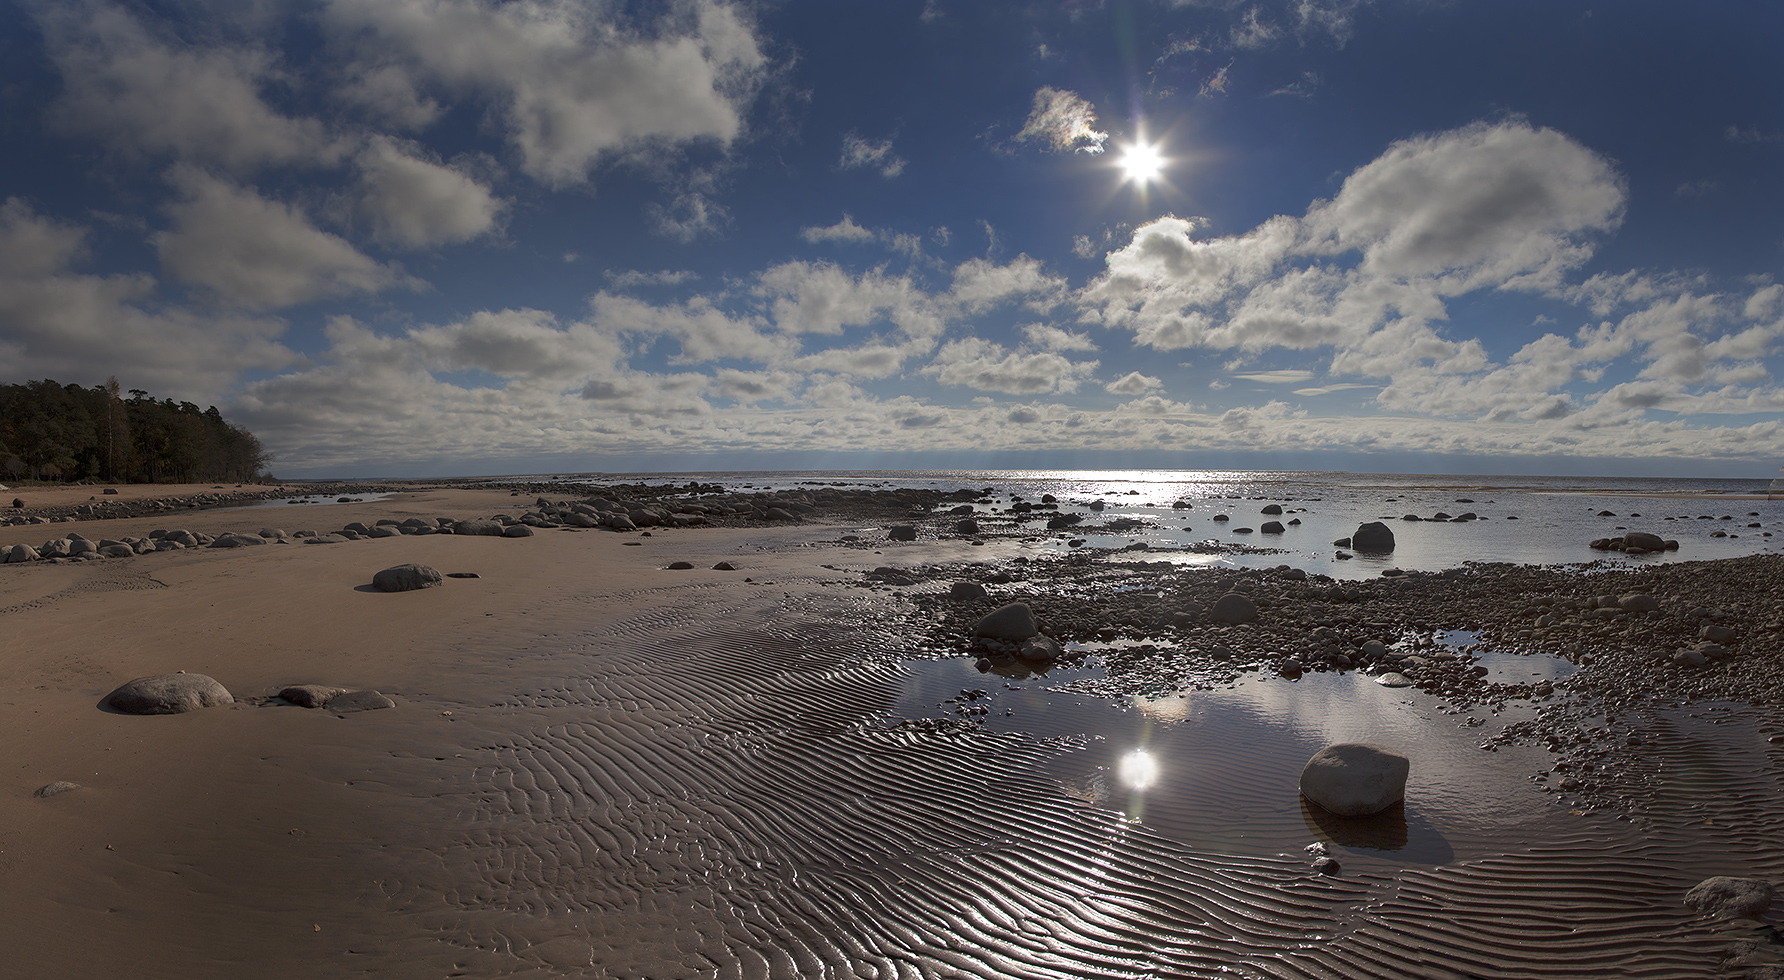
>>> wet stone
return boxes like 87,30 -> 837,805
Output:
328,690 -> 396,713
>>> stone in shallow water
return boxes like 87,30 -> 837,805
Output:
104,673 -> 233,714
1300,743 -> 1409,817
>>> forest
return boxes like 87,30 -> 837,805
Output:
0,378 -> 269,484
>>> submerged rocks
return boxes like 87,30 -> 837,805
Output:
372,563 -> 443,592
104,673 -> 234,714
1300,743 -> 1409,817
1589,531 -> 1679,553
1684,876 -> 1777,920
974,602 -> 1039,641
1350,522 -> 1396,552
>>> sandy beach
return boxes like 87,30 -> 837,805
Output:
3,486 -> 1783,979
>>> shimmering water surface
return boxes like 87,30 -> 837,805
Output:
505,468 -> 1784,579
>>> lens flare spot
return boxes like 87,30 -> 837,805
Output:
1118,142 -> 1165,183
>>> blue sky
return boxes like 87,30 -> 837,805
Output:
1,0 -> 1781,478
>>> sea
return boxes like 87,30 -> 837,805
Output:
470,468 -> 1784,580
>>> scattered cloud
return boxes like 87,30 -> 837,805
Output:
801,214 -> 878,244
355,136 -> 504,248
1013,87 -> 1109,154
839,132 -> 906,178
605,268 -> 700,288
1104,370 -> 1162,394
1232,369 -> 1316,383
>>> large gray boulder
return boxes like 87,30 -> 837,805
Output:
208,532 -> 265,548
279,684 -> 348,708
5,543 -> 39,563
104,673 -> 234,714
887,525 -> 918,542
1350,522 -> 1396,552
453,519 -> 505,536
1684,876 -> 1777,919
1622,531 -> 1667,552
372,563 -> 444,592
1300,743 -> 1409,817
974,602 -> 1039,641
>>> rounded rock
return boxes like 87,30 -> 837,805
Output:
1684,876 -> 1777,920
104,673 -> 234,715
1351,522 -> 1396,552
372,563 -> 444,593
974,602 -> 1039,641
1210,593 -> 1259,625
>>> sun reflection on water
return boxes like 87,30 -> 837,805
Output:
1117,749 -> 1160,790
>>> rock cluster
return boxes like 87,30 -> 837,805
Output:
1588,531 -> 1679,554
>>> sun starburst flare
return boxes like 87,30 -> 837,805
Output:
1118,141 -> 1166,183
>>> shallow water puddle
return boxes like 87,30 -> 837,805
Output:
895,655 -> 1564,872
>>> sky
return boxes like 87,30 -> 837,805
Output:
1,0 -> 1782,478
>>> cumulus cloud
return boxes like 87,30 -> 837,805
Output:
1104,371 -> 1162,395
924,337 -> 1097,394
327,0 -> 771,189
1013,87 -> 1108,154
356,137 -> 504,248
800,214 -> 878,245
950,255 -> 1067,313
0,198 -> 297,397
156,169 -> 417,310
38,1 -> 340,171
589,291 -> 789,364
839,133 -> 906,178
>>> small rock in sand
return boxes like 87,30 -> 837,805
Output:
104,673 -> 233,714
1300,743 -> 1409,817
33,781 -> 82,798
713,561 -> 737,571
667,561 -> 695,570
373,563 -> 444,592
1375,671 -> 1413,687
1684,876 -> 1777,919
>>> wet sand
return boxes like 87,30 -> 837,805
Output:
2,489 -> 1782,978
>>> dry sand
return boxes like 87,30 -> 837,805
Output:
2,489 -> 1782,979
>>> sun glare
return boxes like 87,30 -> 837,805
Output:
1118,141 -> 1165,183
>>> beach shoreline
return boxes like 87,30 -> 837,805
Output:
2,487 -> 1781,978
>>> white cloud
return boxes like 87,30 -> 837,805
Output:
408,308 -> 622,379
38,2 -> 340,172
800,214 -> 878,245
648,190 -> 730,243
589,291 -> 789,365
1230,8 -> 1280,49
605,268 -> 700,288
1104,371 -> 1162,395
0,198 -> 297,397
328,0 -> 771,189
1022,323 -> 1099,352
1013,87 -> 1108,154
1232,369 -> 1315,383
839,133 -> 906,178
924,337 -> 1098,394
714,368 -> 798,403
950,255 -> 1067,313
356,137 -> 504,248
758,261 -> 928,336
156,169 -> 416,310
335,64 -> 444,129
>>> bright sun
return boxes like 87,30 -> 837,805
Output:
1118,141 -> 1165,183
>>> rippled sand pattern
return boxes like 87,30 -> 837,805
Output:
345,586 -> 1778,979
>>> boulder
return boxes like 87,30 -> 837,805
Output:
1300,743 -> 1409,817
502,523 -> 534,537
1260,521 -> 1285,534
453,519 -> 505,536
949,581 -> 989,601
104,673 -> 234,715
974,602 -> 1039,641
1350,522 -> 1396,552
5,543 -> 39,563
1684,876 -> 1777,919
208,532 -> 266,548
1622,531 -> 1667,552
1375,671 -> 1413,687
954,518 -> 980,536
1210,593 -> 1258,625
887,525 -> 918,542
667,561 -> 695,570
1618,593 -> 1660,613
279,684 -> 348,708
1261,504 -> 1283,515
33,781 -> 81,798
372,563 -> 444,592
303,533 -> 349,544
712,561 -> 737,571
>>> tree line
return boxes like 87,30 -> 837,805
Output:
0,378 -> 270,483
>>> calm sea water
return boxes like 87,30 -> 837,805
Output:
492,469 -> 1784,580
